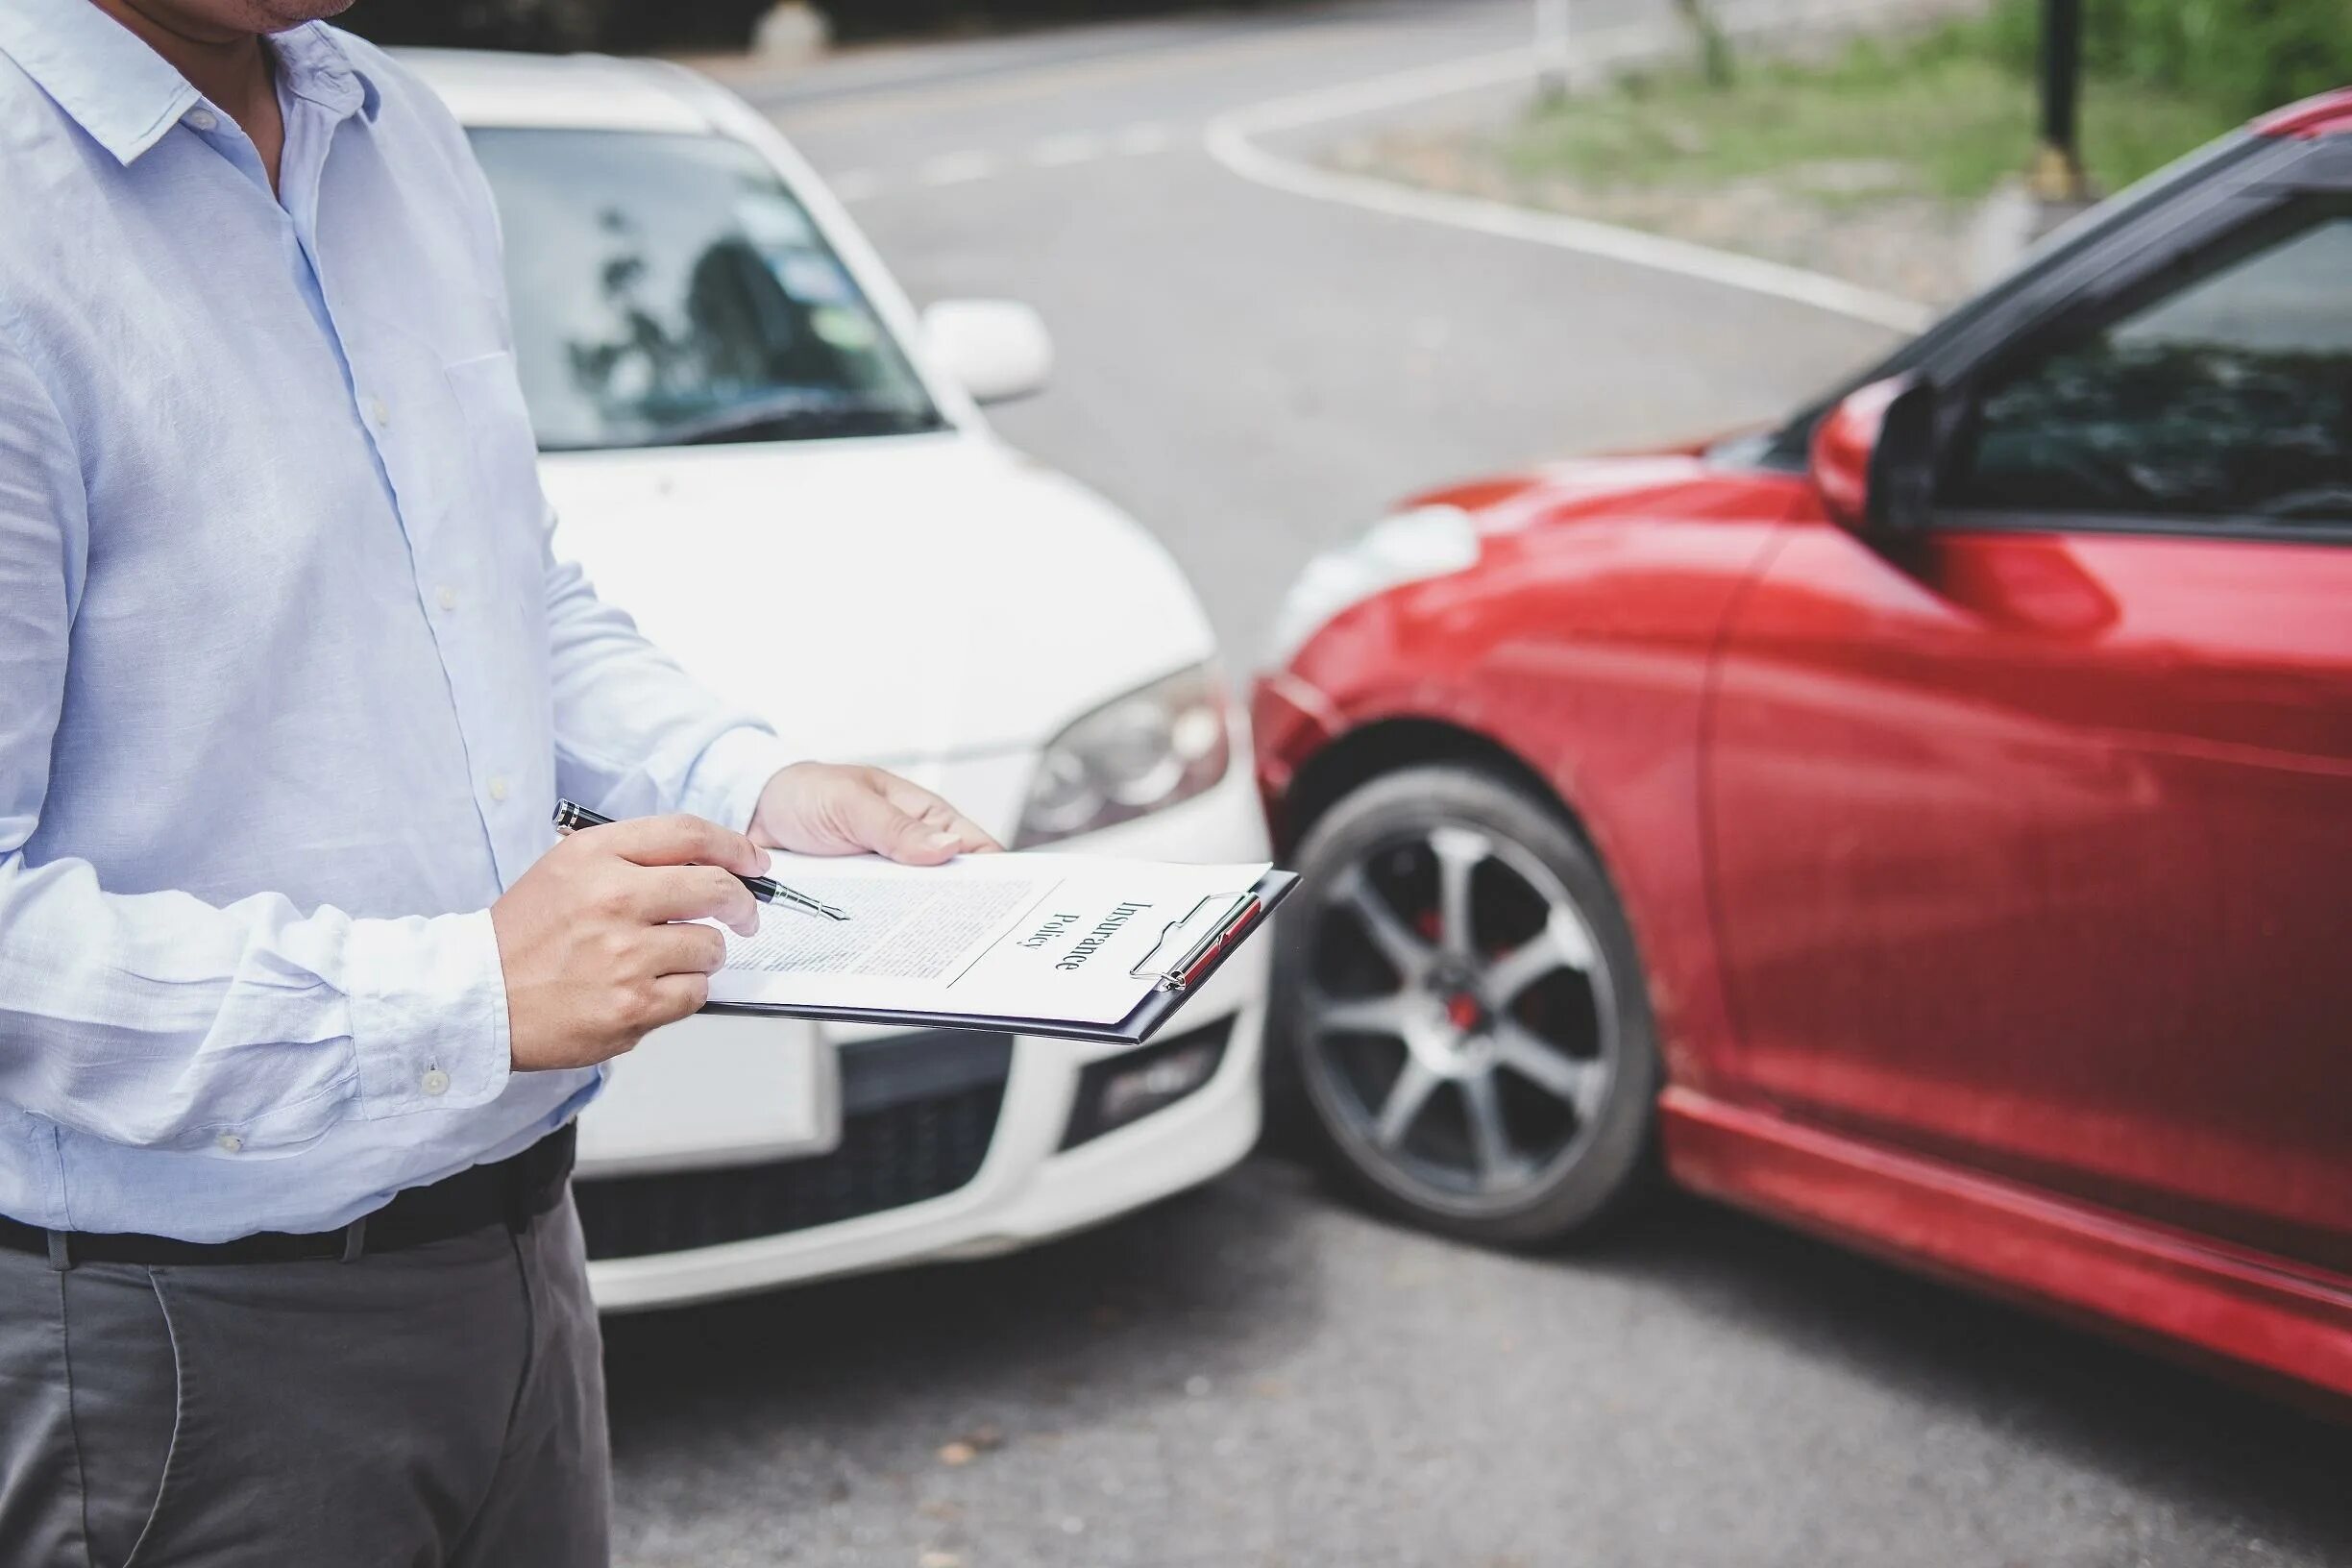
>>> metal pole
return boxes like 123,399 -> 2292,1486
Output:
1536,0 -> 1571,103
2031,0 -> 2089,201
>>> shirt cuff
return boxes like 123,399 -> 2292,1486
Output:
346,910 -> 512,1117
677,725 -> 801,832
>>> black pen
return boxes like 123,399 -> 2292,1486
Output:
552,799 -> 849,921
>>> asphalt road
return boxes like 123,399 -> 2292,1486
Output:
730,0 -> 1904,659
606,6 -> 2352,1565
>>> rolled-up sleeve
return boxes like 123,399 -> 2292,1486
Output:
0,331 -> 510,1157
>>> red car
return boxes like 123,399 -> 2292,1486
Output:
1252,91 -> 2352,1406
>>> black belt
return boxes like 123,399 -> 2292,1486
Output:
0,1122 -> 576,1268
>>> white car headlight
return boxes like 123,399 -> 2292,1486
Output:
1263,504 -> 1482,669
1016,663 -> 1233,847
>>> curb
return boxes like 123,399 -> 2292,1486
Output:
1202,0 -> 1955,332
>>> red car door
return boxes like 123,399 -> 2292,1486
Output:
1705,191 -> 2352,1273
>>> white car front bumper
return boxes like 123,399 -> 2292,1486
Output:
578,762 -> 1271,1313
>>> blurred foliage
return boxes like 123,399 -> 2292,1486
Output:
342,0 -> 630,51
821,0 -> 1285,43
1506,0 -> 2352,203
1983,0 -> 2352,118
1672,0 -> 1737,88
1507,28 -> 2237,202
342,0 -> 1289,52
342,0 -> 2347,95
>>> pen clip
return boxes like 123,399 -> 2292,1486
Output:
1131,894 -> 1260,992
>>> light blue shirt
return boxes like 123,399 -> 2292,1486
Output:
0,4 -> 796,1240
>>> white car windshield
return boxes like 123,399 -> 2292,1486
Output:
468,128 -> 945,452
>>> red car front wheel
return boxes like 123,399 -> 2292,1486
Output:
1273,763 -> 1659,1246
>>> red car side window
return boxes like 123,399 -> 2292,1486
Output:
1950,203 -> 2352,526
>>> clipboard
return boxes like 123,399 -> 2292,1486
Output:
704,869 -> 1297,1044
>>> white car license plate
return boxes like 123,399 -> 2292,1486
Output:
576,1013 -> 842,1174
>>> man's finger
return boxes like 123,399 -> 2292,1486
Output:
644,972 -> 711,1029
647,921 -> 730,977
845,782 -> 961,866
933,813 -> 1000,853
910,793 -> 982,841
880,775 -> 1003,854
603,813 -> 770,876
635,864 -> 760,936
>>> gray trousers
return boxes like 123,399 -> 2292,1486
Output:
0,1187 -> 609,1568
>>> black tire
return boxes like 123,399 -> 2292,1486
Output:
1270,763 -> 1658,1247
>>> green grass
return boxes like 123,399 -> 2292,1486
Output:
1504,28 -> 2244,206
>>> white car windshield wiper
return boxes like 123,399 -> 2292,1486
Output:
539,392 -> 949,453
660,391 -> 946,447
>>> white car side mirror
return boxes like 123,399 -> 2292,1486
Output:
920,300 -> 1054,405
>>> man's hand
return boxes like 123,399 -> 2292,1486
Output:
750,762 -> 1000,865
491,815 -> 767,1071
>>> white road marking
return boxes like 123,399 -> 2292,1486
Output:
1199,12 -> 1937,333
919,149 -> 1002,185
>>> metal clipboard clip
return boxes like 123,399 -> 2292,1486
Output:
1130,893 -> 1262,993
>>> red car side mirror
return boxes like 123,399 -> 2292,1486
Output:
1809,376 -> 1906,531
1809,375 -> 1936,535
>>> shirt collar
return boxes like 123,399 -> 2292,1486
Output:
0,0 -> 378,166
270,20 -> 380,123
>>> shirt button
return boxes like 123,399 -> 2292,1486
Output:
367,395 -> 391,429
436,584 -> 458,612
185,109 -> 219,132
215,1132 -> 243,1153
421,1068 -> 452,1097
487,775 -> 510,803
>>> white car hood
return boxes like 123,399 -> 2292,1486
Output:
539,433 -> 1213,762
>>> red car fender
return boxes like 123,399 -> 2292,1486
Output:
1261,460 -> 1815,1101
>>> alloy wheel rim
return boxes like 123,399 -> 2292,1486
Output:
1296,820 -> 1618,1217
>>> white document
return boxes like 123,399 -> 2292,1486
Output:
706,850 -> 1275,1026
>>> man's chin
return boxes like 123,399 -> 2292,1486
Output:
263,0 -> 358,24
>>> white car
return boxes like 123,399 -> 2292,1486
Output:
404,50 -> 1270,1311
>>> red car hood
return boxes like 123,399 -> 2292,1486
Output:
1404,448 -> 1735,535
